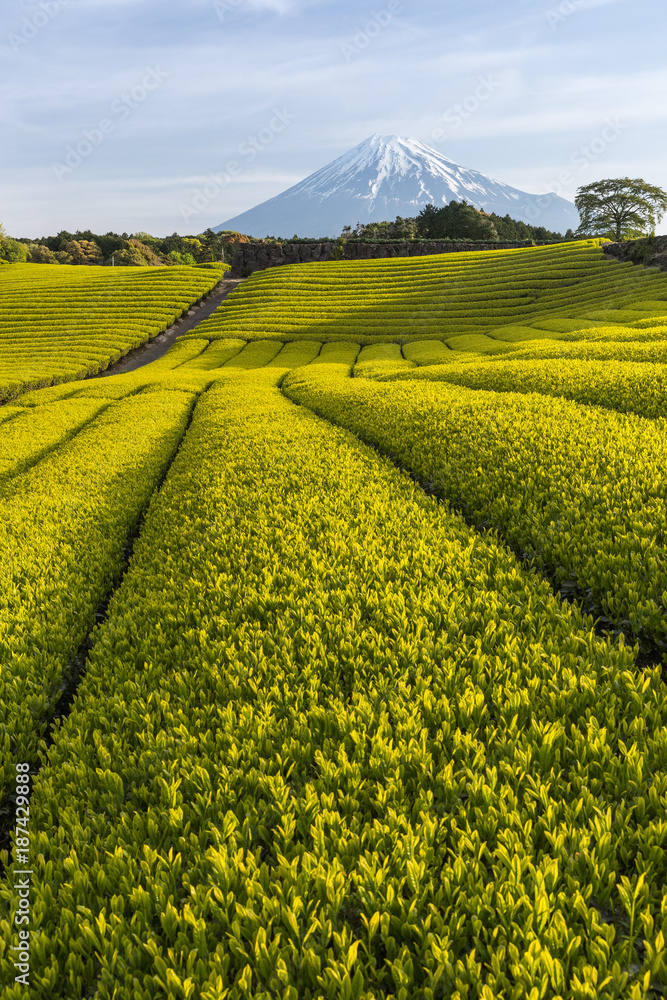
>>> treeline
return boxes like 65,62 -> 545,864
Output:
0,228 -> 250,266
0,203 -> 574,268
341,200 -> 575,243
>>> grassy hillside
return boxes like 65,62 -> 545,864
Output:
188,239 -> 667,344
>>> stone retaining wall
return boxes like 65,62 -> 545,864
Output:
602,236 -> 667,270
228,239 -> 555,277
228,236 -> 667,278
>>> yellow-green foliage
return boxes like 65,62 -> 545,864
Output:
310,340 -> 361,368
444,333 -> 516,353
177,338 -> 246,370
632,315 -> 667,328
353,342 -> 414,378
4,242 -> 667,998
499,338 -> 667,363
72,379 -> 160,399
224,339 -> 284,368
486,324 -> 569,342
402,339 -> 454,365
531,317 -> 622,333
583,324 -> 667,342
0,399 -> 110,480
11,382 -> 96,406
284,368 -> 667,652
624,300 -> 667,312
0,262 -> 226,399
5,375 -> 667,999
584,308 -> 667,323
189,240 -> 667,343
144,337 -> 210,370
0,391 -> 195,807
0,404 -> 28,422
385,357 -> 667,418
267,339 -> 322,368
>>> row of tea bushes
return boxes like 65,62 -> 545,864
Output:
0,263 -> 226,399
0,392 -> 195,809
266,340 -> 323,369
353,344 -> 415,379
495,340 -> 667,364
0,398 -> 111,481
381,358 -> 667,420
3,373 -> 666,997
189,241 -> 667,343
283,369 -> 667,655
176,338 -> 246,371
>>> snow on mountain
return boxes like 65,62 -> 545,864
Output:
213,134 -> 579,238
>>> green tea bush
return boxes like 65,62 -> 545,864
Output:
0,263 -> 225,399
4,374 -> 666,998
284,368 -> 667,653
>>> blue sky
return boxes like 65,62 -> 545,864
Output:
1,0 -> 665,237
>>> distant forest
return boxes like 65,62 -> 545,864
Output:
3,228 -> 251,267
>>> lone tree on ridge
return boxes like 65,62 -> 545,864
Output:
575,178 -> 667,241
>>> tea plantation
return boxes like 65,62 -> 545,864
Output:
0,261 -> 228,401
2,240 -> 667,999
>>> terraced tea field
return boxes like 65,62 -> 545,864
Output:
0,261 -> 228,401
2,240 -> 667,999
189,238 -> 667,343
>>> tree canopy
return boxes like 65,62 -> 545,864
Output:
342,208 -> 566,243
342,217 -> 418,240
7,227 -> 229,266
415,201 -> 499,241
575,178 -> 667,241
0,233 -> 28,263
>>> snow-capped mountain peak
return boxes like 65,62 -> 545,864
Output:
214,134 -> 578,237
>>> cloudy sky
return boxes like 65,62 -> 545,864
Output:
1,0 -> 665,237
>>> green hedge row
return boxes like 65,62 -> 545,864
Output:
380,358 -> 667,420
0,391 -> 195,809
192,242 -> 667,344
282,369 -> 667,655
0,264 -> 226,400
3,373 -> 666,997
353,344 -> 414,379
0,398 -> 111,480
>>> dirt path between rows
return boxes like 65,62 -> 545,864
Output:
93,277 -> 245,378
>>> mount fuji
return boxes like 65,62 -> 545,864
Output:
213,134 -> 579,238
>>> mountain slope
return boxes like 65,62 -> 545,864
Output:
214,134 -> 579,238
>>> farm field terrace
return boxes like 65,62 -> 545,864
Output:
0,261 -> 228,401
2,240 -> 667,998
187,238 -> 667,344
